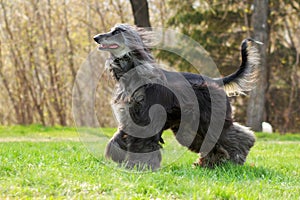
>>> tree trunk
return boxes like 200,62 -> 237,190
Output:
246,0 -> 270,131
129,0 -> 151,27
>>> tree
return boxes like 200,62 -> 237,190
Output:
129,0 -> 151,27
0,0 -> 299,131
246,0 -> 270,131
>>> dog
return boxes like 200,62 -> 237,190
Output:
93,24 -> 259,170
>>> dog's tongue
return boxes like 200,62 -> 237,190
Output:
108,44 -> 119,49
101,44 -> 119,49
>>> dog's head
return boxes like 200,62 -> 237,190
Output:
93,24 -> 146,58
94,24 -> 155,80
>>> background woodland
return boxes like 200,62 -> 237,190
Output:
0,0 -> 299,133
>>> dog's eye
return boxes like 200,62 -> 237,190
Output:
112,29 -> 121,35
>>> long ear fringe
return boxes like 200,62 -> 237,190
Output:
135,27 -> 162,48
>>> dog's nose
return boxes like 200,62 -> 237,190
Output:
93,34 -> 102,44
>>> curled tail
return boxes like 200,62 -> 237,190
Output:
217,38 -> 262,96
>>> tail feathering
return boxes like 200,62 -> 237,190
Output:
222,38 -> 262,96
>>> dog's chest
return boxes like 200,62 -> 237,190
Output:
113,83 -> 145,105
112,83 -> 146,128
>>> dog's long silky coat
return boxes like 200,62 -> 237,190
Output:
94,24 -> 259,170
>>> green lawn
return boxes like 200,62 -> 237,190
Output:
0,126 -> 299,199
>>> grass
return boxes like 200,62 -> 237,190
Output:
0,126 -> 299,199
0,125 -> 78,138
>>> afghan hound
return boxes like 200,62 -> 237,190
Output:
93,24 -> 259,170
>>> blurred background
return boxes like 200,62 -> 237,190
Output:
0,0 -> 299,133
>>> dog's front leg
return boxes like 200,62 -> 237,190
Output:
125,134 -> 162,171
105,130 -> 128,164
105,129 -> 162,171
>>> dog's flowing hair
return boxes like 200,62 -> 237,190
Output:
94,24 -> 259,170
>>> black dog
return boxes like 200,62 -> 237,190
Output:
94,24 -> 259,170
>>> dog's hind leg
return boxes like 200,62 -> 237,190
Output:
193,123 -> 255,168
218,123 -> 256,165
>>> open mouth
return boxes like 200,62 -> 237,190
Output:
99,43 -> 119,49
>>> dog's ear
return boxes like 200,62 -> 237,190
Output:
136,27 -> 160,48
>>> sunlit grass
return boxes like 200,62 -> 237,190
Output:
0,125 -> 299,199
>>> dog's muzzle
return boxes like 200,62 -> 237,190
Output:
93,34 -> 104,44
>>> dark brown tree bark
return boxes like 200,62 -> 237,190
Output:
282,17 -> 300,133
129,0 -> 151,27
0,39 -> 20,123
247,0 -> 270,131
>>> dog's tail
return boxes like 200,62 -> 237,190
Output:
216,38 -> 262,96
